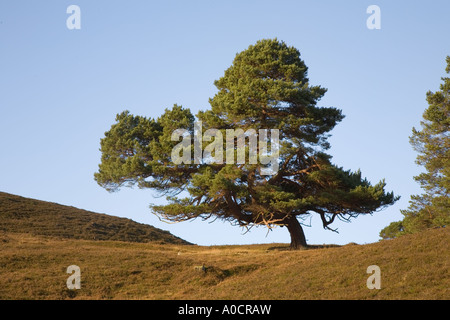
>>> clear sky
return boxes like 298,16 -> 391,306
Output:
1,0 -> 449,246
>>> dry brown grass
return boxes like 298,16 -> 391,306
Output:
0,191 -> 189,245
0,227 -> 448,300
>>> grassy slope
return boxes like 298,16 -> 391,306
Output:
0,227 -> 448,300
0,191 -> 448,300
0,191 -> 189,245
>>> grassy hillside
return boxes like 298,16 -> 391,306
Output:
0,191 -> 189,245
0,227 -> 448,299
0,191 -> 448,300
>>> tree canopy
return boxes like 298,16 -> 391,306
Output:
95,39 -> 398,249
380,56 -> 450,239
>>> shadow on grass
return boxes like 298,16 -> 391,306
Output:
267,243 -> 342,251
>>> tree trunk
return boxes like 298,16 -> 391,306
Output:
286,216 -> 307,249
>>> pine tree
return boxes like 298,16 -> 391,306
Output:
95,39 -> 398,249
380,56 -> 450,239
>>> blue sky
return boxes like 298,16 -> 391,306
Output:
1,0 -> 449,246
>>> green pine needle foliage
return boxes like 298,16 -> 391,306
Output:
380,56 -> 450,239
